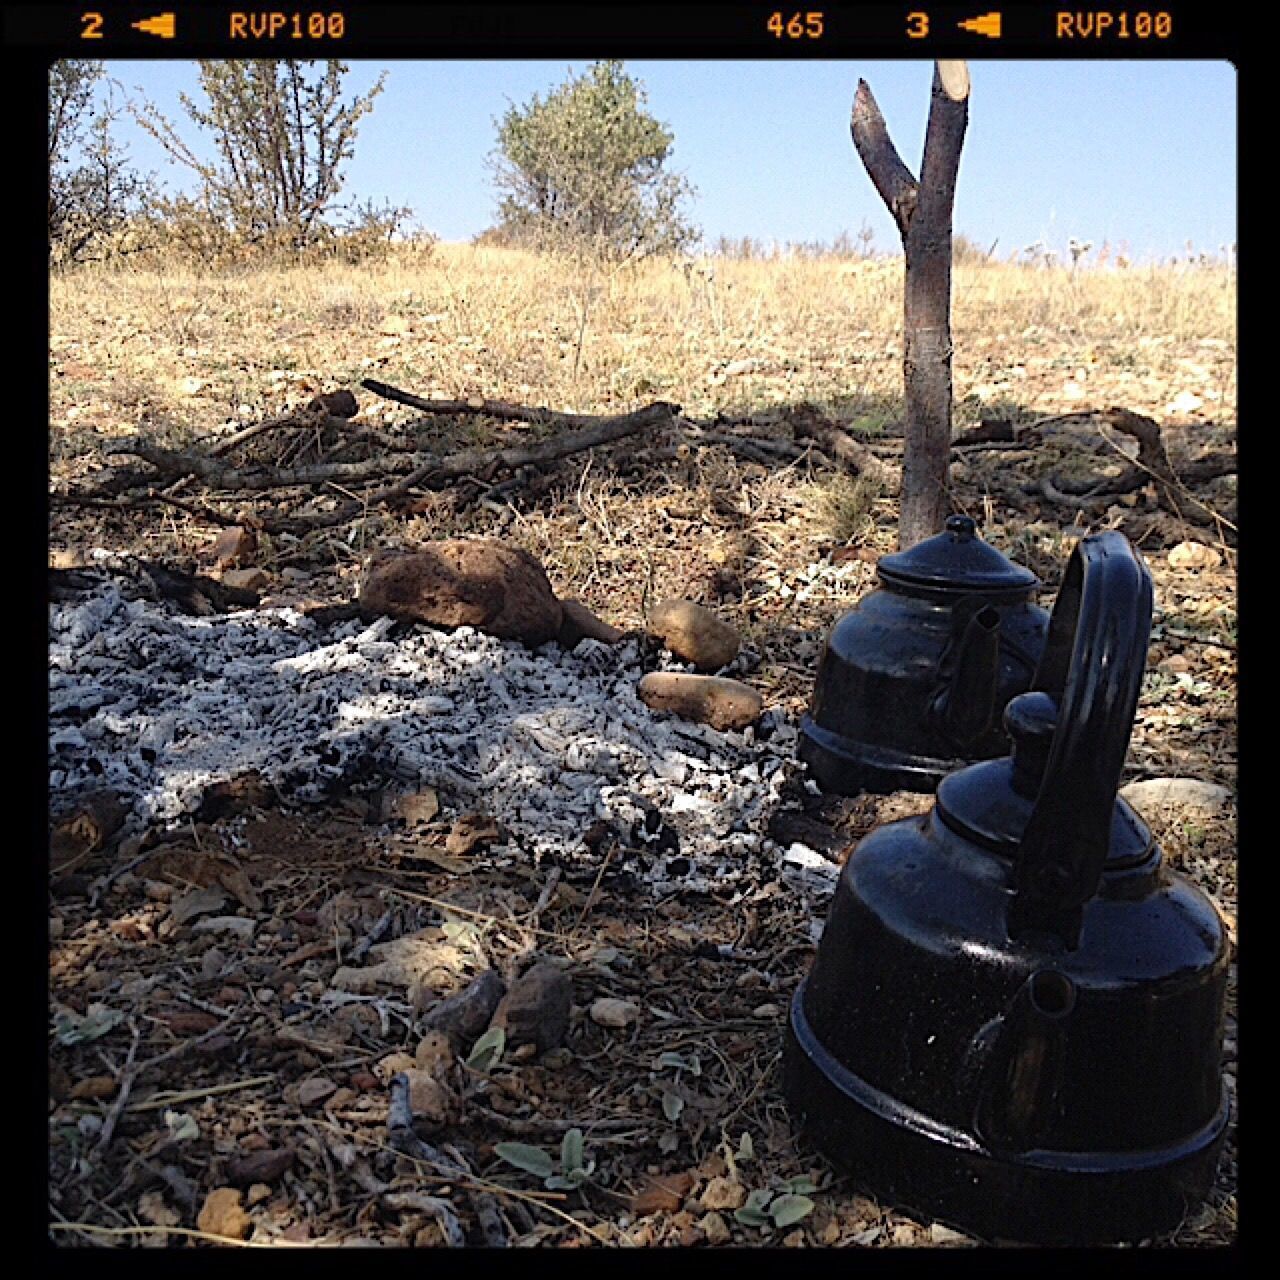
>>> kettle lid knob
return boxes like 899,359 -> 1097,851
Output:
1005,691 -> 1058,797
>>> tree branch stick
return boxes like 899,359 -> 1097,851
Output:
850,80 -> 919,235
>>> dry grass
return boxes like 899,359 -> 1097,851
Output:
50,244 -> 1236,455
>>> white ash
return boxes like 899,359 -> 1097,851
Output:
49,578 -> 807,893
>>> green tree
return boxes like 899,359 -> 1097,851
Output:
49,61 -> 152,265
133,60 -> 395,256
489,61 -> 696,262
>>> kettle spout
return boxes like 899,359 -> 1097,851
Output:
935,605 -> 1002,750
970,969 -> 1076,1153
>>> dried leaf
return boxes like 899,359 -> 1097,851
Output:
630,1170 -> 695,1216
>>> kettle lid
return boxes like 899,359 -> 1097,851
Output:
877,515 -> 1039,596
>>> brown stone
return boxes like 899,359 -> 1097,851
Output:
307,389 -> 359,419
197,1187 -> 252,1241
491,960 -> 573,1054
209,525 -> 258,570
359,540 -> 563,646
649,599 -> 740,671
558,598 -> 626,647
228,1147 -> 295,1186
638,672 -> 763,732
221,568 -> 270,592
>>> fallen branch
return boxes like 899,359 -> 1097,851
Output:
361,379 -> 670,434
787,405 -> 899,492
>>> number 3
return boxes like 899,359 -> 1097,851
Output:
906,11 -> 929,38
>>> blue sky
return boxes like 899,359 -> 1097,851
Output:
96,59 -> 1236,261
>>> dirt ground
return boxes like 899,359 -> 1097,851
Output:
48,248 -> 1237,1249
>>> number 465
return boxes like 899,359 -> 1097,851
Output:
768,12 -> 825,38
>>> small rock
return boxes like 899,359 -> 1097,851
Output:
70,1074 -> 118,1100
649,599 -> 741,671
589,997 -> 640,1029
221,568 -> 270,592
297,1077 -> 339,1108
392,787 -> 440,827
378,314 -> 411,336
375,1051 -> 418,1081
1157,652 -> 1193,674
1167,540 -> 1223,571
419,968 -> 507,1042
171,885 -> 229,925
700,1210 -> 732,1245
1165,390 -> 1205,415
359,539 -> 563,646
228,1148 -> 295,1186
413,1030 -> 455,1078
244,1183 -> 273,1208
558,598 -> 626,647
638,672 -> 763,732
197,1187 -> 252,1241
700,1176 -> 746,1212
209,526 -> 258,570
445,813 -> 501,855
1120,778 -> 1233,820
492,961 -> 573,1054
192,915 -> 256,941
401,1068 -> 457,1127
307,389 -> 359,418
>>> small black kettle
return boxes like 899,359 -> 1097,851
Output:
800,515 -> 1049,795
784,532 -> 1230,1245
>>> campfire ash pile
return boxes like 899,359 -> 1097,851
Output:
49,542 -> 822,899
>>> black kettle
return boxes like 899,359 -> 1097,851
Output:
784,532 -> 1230,1244
800,515 -> 1049,795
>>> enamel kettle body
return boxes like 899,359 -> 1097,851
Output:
784,533 -> 1230,1245
800,515 -> 1050,795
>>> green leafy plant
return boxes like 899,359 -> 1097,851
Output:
465,1024 -> 506,1072
733,1177 -> 820,1231
494,1128 -> 595,1191
488,60 -> 697,264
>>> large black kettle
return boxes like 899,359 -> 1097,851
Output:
784,532 -> 1230,1245
800,515 -> 1050,795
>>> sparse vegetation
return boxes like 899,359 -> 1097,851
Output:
129,60 -> 399,264
487,61 -> 696,263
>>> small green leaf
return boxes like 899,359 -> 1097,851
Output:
657,1131 -> 680,1154
736,1131 -> 754,1163
560,1127 -> 585,1174
494,1142 -> 555,1178
661,1089 -> 685,1122
770,1194 -> 815,1229
783,1176 -> 818,1195
544,1174 -> 580,1191
466,1024 -> 506,1071
734,1191 -> 776,1229
53,1004 -> 125,1046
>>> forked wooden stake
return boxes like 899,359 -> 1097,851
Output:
852,61 -> 970,549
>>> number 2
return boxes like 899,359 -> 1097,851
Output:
81,11 -> 104,39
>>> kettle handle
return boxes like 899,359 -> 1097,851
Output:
1009,533 -> 1153,945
